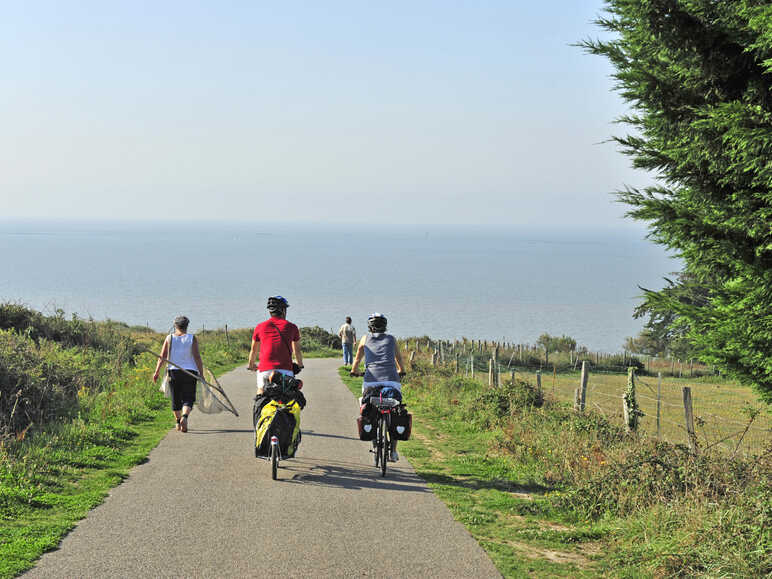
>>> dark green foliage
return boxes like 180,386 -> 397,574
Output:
0,305 -> 145,436
0,330 -> 128,436
472,379 -> 544,426
583,1 -> 772,400
627,271 -> 708,357
536,333 -> 577,354
561,440 -> 755,518
0,303 -> 140,360
299,325 -> 341,351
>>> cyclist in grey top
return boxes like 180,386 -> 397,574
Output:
350,313 -> 406,462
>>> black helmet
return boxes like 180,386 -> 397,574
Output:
267,295 -> 289,315
368,312 -> 387,333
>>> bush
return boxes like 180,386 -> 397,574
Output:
553,439 -> 770,521
471,378 -> 544,426
300,326 -> 341,351
0,331 -> 82,435
0,303 -> 141,360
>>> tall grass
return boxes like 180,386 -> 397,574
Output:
385,358 -> 771,576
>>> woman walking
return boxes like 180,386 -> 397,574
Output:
152,316 -> 204,432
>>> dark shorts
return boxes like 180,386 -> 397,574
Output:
169,369 -> 197,411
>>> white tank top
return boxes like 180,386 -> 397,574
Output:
168,333 -> 197,371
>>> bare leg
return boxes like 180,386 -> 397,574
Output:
180,405 -> 192,432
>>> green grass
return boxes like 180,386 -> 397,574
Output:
338,368 -> 601,577
0,408 -> 171,578
339,365 -> 771,577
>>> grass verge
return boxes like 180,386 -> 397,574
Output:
338,365 -> 771,577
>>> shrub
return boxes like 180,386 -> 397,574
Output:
0,331 -> 82,435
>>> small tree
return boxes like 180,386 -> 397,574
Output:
584,1 -> 772,401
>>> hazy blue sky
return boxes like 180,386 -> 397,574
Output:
1,1 -> 651,226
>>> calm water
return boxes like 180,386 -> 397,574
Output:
0,220 -> 677,352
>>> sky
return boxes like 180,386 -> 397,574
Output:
0,0 -> 653,226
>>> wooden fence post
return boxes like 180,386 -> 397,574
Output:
225,324 -> 230,347
683,386 -> 697,454
470,354 -> 474,378
488,358 -> 494,387
656,372 -> 662,438
409,350 -> 416,368
536,370 -> 542,394
623,367 -> 639,432
574,360 -> 589,412
454,353 -> 459,374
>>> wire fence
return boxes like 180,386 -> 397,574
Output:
400,339 -> 771,457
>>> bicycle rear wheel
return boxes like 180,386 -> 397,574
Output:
379,416 -> 388,477
271,442 -> 278,480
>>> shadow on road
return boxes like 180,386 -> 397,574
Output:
419,471 -> 550,496
277,459 -> 431,493
301,428 -> 358,441
187,428 -> 254,435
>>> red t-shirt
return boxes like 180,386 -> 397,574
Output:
252,317 -> 301,371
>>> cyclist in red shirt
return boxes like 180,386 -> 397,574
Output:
247,296 -> 304,394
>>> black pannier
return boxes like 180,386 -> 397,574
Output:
357,403 -> 377,441
389,405 -> 412,440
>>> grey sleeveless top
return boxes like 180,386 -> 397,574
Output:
363,333 -> 400,383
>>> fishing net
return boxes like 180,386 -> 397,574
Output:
195,368 -> 237,415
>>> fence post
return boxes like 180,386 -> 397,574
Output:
683,386 -> 697,454
409,350 -> 416,367
470,354 -> 474,378
536,370 -> 542,394
488,358 -> 494,387
623,367 -> 639,432
454,353 -> 459,374
656,372 -> 662,438
493,346 -> 499,387
574,360 -> 589,412
225,324 -> 230,347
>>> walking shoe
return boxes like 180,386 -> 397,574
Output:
389,449 -> 399,462
180,414 -> 188,433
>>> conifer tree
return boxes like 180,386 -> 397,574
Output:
583,1 -> 772,400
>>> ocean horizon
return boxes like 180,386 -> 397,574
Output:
1,219 -> 678,352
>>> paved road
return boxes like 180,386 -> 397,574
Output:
25,359 -> 500,578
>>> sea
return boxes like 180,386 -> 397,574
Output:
0,220 -> 678,352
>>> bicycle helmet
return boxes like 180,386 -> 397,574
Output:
267,295 -> 289,316
367,312 -> 387,333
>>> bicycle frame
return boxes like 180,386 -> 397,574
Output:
370,395 -> 399,476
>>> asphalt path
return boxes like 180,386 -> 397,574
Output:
25,358 -> 500,578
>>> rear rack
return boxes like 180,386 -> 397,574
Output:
371,397 -> 400,409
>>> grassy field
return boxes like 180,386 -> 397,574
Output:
340,359 -> 771,577
518,369 -> 771,456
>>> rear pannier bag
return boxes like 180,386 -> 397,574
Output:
357,403 -> 377,441
389,406 -> 412,440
